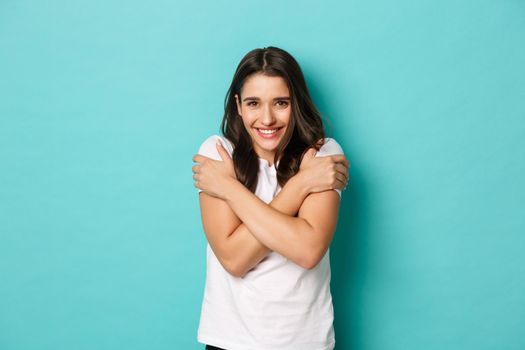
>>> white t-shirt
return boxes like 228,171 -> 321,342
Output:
196,134 -> 344,350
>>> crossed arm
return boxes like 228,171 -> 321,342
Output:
199,173 -> 340,277
200,172 -> 339,277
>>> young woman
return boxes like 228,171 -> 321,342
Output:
192,46 -> 350,350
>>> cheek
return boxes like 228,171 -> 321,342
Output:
240,118 -> 253,132
277,109 -> 291,123
242,111 -> 258,124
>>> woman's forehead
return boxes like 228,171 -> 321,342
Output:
241,74 -> 290,98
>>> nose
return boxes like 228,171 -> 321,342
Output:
261,104 -> 276,126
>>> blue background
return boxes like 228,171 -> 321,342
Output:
1,1 -> 524,349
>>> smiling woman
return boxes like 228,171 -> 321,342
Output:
192,46 -> 350,350
233,74 -> 292,163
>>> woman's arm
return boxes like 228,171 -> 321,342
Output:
199,173 -> 309,278
222,176 -> 341,270
195,136 -> 347,274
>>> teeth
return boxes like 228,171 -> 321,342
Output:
258,128 -> 278,134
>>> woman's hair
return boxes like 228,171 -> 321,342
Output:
220,46 -> 326,193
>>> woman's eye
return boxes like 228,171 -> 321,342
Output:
277,100 -> 289,106
247,101 -> 257,106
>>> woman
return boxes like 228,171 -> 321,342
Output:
192,46 -> 350,350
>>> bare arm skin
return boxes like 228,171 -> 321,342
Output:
195,141 -> 349,277
199,172 -> 309,278
222,177 -> 340,270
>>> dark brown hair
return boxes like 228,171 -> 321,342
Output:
220,46 -> 326,193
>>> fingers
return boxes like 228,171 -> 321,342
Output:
333,176 -> 347,191
215,140 -> 231,161
335,163 -> 349,182
335,170 -> 347,186
192,154 -> 218,166
302,147 -> 317,160
192,163 -> 200,182
334,164 -> 349,191
308,148 -> 317,156
192,154 -> 201,163
192,154 -> 211,163
330,155 -> 350,169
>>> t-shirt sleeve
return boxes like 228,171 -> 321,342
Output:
195,135 -> 232,193
315,138 -> 345,197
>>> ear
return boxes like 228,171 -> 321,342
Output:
234,94 -> 242,117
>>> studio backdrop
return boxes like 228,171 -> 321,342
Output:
1,1 -> 524,349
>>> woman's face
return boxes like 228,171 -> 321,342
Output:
235,73 -> 291,164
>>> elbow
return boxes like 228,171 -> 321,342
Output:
298,240 -> 331,270
224,259 -> 247,278
227,267 -> 246,279
300,257 -> 321,270
298,250 -> 323,270
295,220 -> 325,270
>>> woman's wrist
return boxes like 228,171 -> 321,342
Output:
223,172 -> 310,202
289,171 -> 311,198
223,177 -> 243,202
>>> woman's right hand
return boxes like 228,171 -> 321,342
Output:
297,148 -> 350,194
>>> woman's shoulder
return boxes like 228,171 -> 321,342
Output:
315,137 -> 344,157
197,134 -> 234,160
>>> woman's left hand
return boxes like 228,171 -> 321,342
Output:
192,140 -> 237,200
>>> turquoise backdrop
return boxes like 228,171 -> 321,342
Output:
1,1 -> 524,349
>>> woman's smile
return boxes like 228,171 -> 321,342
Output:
235,73 -> 292,162
254,127 -> 284,139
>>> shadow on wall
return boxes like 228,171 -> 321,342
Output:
331,166 -> 371,350
304,62 -> 371,349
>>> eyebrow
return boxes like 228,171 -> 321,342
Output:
242,96 -> 291,102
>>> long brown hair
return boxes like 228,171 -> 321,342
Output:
220,46 -> 326,193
